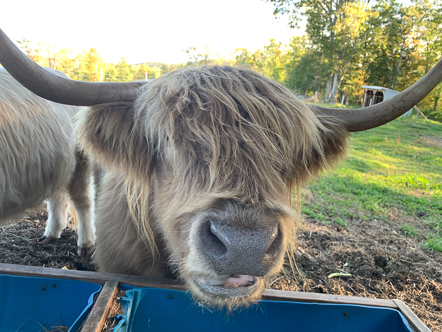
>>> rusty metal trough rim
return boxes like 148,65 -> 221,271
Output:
0,263 -> 430,332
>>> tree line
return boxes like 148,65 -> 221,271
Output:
14,0 -> 442,120
17,39 -> 181,82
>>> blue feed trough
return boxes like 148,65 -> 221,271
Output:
114,286 -> 414,332
0,275 -> 101,331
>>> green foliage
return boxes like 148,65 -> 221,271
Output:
267,0 -> 442,117
16,42 -> 186,82
233,39 -> 289,83
333,218 -> 347,227
183,46 -> 234,67
184,46 -> 212,66
422,236 -> 442,252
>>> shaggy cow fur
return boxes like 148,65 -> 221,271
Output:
0,68 -> 95,251
75,66 -> 348,307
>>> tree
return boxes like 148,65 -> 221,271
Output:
83,48 -> 104,82
269,0 -> 372,103
285,36 -> 322,95
115,58 -> 133,82
53,48 -> 76,78
184,46 -> 212,65
233,39 -> 289,83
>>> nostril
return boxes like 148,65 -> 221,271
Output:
265,227 -> 282,258
200,220 -> 228,258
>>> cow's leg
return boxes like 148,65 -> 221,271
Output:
68,149 -> 96,255
41,190 -> 69,243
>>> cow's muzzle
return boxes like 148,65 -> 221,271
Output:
198,219 -> 282,277
186,200 -> 287,302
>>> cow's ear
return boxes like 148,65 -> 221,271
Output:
75,102 -> 155,178
316,115 -> 349,171
295,114 -> 349,183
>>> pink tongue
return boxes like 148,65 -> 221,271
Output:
222,275 -> 254,287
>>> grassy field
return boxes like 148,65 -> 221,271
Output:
308,101 -> 362,109
302,116 -> 442,251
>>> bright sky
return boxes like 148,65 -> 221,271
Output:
2,0 -> 302,65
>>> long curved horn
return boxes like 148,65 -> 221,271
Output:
308,59 -> 442,132
0,28 -> 145,106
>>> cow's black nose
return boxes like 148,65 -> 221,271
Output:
199,218 -> 282,276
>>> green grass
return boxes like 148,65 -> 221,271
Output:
333,218 -> 347,227
306,101 -> 362,109
422,236 -> 442,252
301,116 -> 442,251
400,224 -> 418,237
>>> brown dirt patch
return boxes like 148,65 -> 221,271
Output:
417,136 -> 442,147
271,218 -> 442,331
1,205 -> 441,331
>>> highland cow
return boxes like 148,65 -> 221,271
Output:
0,28 -> 440,308
0,68 -> 95,254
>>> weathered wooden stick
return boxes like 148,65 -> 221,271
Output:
81,280 -> 119,332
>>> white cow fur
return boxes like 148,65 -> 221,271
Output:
0,68 -> 95,249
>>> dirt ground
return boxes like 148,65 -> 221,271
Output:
1,204 -> 441,331
275,218 -> 442,331
0,204 -> 95,271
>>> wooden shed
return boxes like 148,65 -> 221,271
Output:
362,85 -> 413,116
